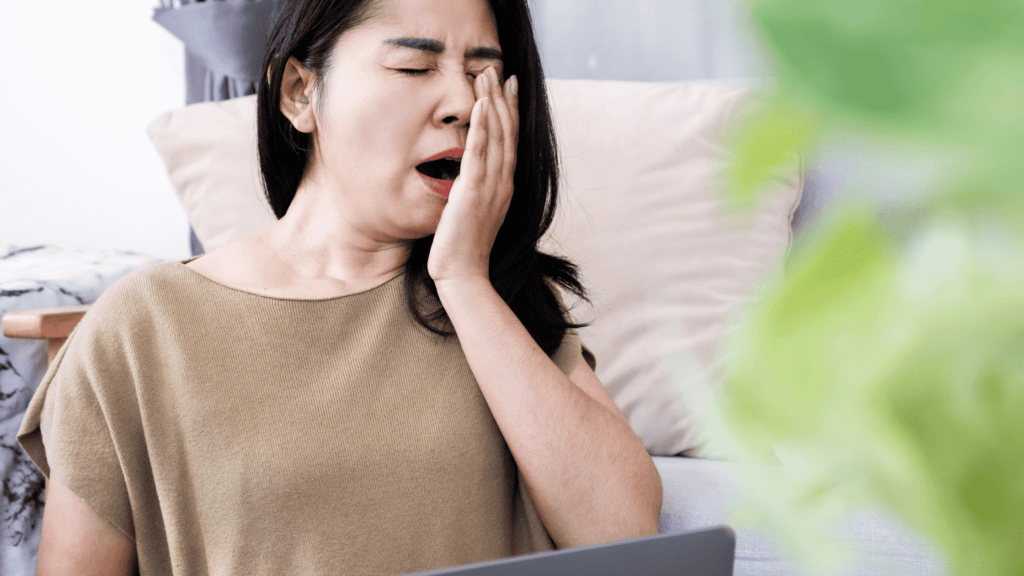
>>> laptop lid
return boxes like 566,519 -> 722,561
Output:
406,526 -> 735,576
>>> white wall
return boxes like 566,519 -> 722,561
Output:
0,0 -> 191,261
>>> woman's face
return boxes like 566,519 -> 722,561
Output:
287,0 -> 505,239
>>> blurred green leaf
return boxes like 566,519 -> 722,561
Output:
709,211 -> 1024,575
735,0 -> 1024,204
719,207 -> 898,453
706,0 -> 1024,573
724,92 -> 822,206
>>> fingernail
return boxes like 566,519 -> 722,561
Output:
490,67 -> 499,85
511,75 -> 518,96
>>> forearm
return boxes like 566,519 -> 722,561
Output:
434,277 -> 662,548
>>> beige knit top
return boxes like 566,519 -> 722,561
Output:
17,257 -> 596,576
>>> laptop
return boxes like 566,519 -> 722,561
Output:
407,526 -> 735,576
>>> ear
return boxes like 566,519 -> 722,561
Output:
278,56 -> 316,134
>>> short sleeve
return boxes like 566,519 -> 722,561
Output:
546,281 -> 598,377
16,305 -> 137,542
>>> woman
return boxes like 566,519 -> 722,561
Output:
18,0 -> 662,574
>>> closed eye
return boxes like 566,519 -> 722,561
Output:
398,69 -> 480,80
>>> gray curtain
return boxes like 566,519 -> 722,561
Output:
153,0 -> 282,256
531,0 -> 775,82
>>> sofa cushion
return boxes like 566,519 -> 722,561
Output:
652,456 -> 948,576
145,80 -> 802,457
146,96 -> 276,253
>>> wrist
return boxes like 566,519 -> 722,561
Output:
433,273 -> 491,289
433,274 -> 495,305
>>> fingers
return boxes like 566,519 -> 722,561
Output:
504,73 -> 519,172
493,68 -> 518,177
471,66 -> 518,191
483,69 -> 504,185
465,96 -> 489,188
484,67 -> 517,181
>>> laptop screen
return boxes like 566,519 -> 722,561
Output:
406,526 -> 735,576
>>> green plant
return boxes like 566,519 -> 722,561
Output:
697,1 -> 1024,575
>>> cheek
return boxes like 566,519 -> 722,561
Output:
347,89 -> 423,164
317,78 -> 428,185
318,98 -> 387,159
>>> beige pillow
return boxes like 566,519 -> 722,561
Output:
147,80 -> 801,457
147,96 -> 276,253
541,80 -> 801,456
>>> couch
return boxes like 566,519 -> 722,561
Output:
1,78 -> 948,576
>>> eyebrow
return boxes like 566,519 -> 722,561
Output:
383,37 -> 503,62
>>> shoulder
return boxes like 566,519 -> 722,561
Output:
179,234 -> 328,298
91,260 -> 187,313
180,239 -> 255,287
72,259 -> 196,349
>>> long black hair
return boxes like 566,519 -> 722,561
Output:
256,0 -> 592,357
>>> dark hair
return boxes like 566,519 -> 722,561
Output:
256,0 -> 591,357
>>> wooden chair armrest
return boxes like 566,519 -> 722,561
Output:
2,305 -> 92,339
2,305 -> 92,365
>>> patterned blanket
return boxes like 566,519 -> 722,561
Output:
0,245 -> 167,576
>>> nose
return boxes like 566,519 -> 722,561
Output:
438,70 -> 479,129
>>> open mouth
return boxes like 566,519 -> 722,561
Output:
415,158 -> 461,181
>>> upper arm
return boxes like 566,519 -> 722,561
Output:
37,474 -> 135,576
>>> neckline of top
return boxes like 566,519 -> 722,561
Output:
172,256 -> 406,303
